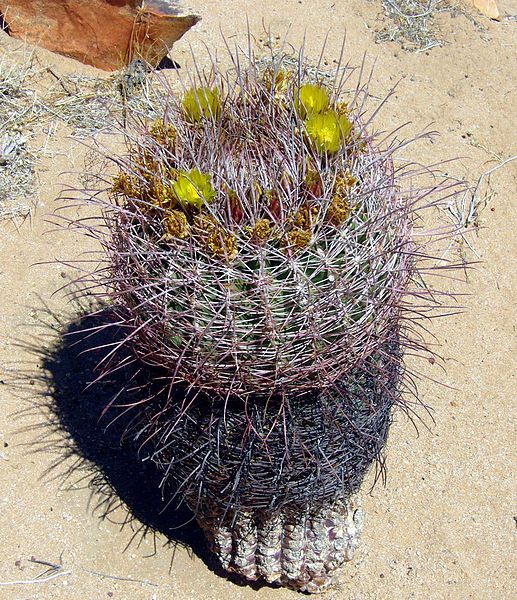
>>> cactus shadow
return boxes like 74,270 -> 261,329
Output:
31,309 -> 215,573
24,307 -> 279,590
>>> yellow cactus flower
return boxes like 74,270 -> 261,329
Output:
163,210 -> 190,240
182,86 -> 221,122
296,83 -> 330,118
304,110 -> 353,154
172,169 -> 216,209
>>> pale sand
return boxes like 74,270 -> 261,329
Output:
0,1 -> 516,598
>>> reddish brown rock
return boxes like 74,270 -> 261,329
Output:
0,0 -> 200,70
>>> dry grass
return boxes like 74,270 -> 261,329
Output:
440,155 -> 517,265
44,67 -> 168,136
375,0 -> 446,50
0,131 -> 37,218
0,54 -> 44,217
0,51 -> 170,219
373,0 -> 485,51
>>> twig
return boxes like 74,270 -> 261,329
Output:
470,141 -> 504,163
0,557 -> 159,589
473,154 -> 517,191
440,153 -> 517,260
29,556 -> 63,570
0,570 -> 72,586
46,67 -> 76,95
81,567 -> 159,587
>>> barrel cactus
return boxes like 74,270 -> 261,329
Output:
108,68 -> 410,400
72,45 -> 463,592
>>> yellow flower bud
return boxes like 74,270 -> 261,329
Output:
172,170 -> 216,209
304,111 -> 353,154
182,87 -> 221,122
296,84 -> 330,118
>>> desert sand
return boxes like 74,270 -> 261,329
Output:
0,1 -> 516,599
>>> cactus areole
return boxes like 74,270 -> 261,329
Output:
72,44 -> 464,593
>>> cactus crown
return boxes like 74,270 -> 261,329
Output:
104,52 -> 429,402
61,40 -> 465,415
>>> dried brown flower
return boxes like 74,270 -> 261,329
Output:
112,172 -> 140,198
163,209 -> 190,240
327,195 -> 351,226
294,204 -> 320,230
150,119 -> 177,148
286,228 -> 312,250
335,171 -> 358,192
207,228 -> 238,259
152,180 -> 176,208
247,218 -> 273,243
194,213 -> 237,259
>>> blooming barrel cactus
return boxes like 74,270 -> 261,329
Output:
109,73 -> 411,400
73,45 -> 463,592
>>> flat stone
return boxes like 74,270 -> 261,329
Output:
0,0 -> 200,70
470,0 -> 500,19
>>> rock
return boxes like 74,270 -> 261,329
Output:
470,0 -> 500,19
0,0 -> 200,71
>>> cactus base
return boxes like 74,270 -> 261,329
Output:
195,496 -> 364,593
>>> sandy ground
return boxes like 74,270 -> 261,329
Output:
0,1 -> 516,599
